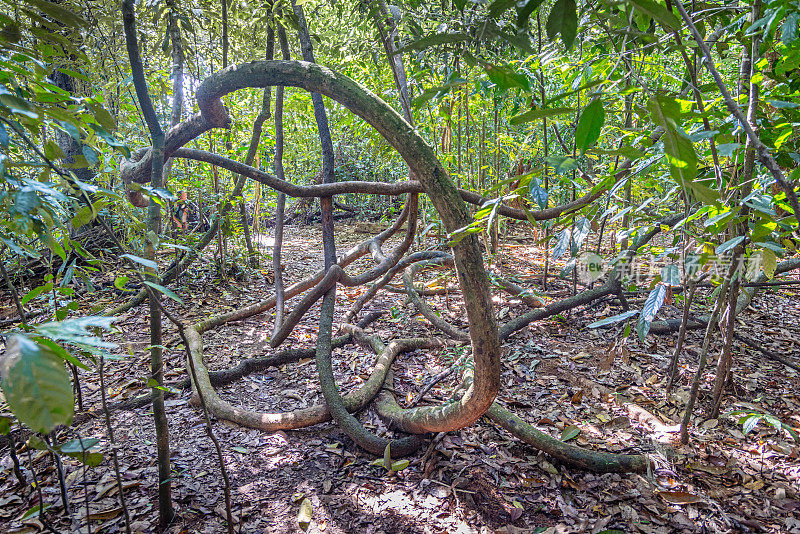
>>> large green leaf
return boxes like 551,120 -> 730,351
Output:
1,336 -> 74,433
33,316 -> 118,350
544,155 -> 579,174
546,0 -> 578,50
661,264 -> 680,286
588,310 -> 639,328
637,284 -> 666,341
552,228 -> 571,258
571,217 -> 591,255
143,281 -> 184,304
647,95 -> 697,185
120,253 -> 158,272
528,176 -> 549,209
26,0 -> 88,29
627,0 -> 680,30
574,99 -> 605,154
516,0 -> 546,27
484,64 -> 531,91
781,12 -> 799,46
509,107 -> 574,125
715,236 -> 744,255
488,0 -> 516,19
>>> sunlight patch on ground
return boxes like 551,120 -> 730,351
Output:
253,235 -> 275,247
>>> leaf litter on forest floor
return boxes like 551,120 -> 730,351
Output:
0,221 -> 798,533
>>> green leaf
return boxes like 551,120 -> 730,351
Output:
742,414 -> 761,435
661,264 -> 680,286
765,99 -> 799,109
509,107 -> 574,125
686,181 -> 720,206
114,275 -> 131,291
488,0 -> 516,19
0,415 -> 11,435
647,95 -> 697,185
571,217 -> 591,254
59,437 -> 100,454
637,284 -> 666,341
784,423 -> 800,443
561,425 -> 580,441
0,94 -> 38,119
57,119 -> 81,141
484,63 -> 531,91
87,102 -> 117,132
58,437 -> 104,466
71,204 -> 97,227
781,13 -> 799,46
588,310 -> 639,328
627,0 -> 680,30
760,248 -> 777,279
45,139 -> 65,160
391,459 -> 410,471
21,504 -> 50,520
716,143 -> 741,157
715,236 -> 744,255
32,316 -> 117,350
754,241 -> 785,255
21,282 -> 52,306
588,146 -> 645,160
120,253 -> 158,272
143,281 -> 183,304
42,234 -> 67,262
383,443 -> 392,471
34,337 -> 89,370
546,0 -> 578,50
574,99 -> 605,155
516,0 -> 546,27
0,336 -> 74,434
27,435 -> 49,450
552,228 -> 571,259
529,177 -> 549,210
544,155 -> 579,174
27,0 -> 87,28
82,145 -> 99,165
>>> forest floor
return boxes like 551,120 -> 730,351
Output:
1,219 -> 800,534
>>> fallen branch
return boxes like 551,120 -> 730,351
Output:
407,367 -> 455,408
111,312 -> 382,411
485,403 -> 650,473
403,256 -> 469,341
734,333 -> 800,372
184,321 -> 435,433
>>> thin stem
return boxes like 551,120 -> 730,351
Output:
99,356 -> 132,534
0,246 -> 25,323
157,306 -> 234,534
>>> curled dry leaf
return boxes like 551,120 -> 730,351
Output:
297,497 -> 313,531
657,491 -> 704,505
